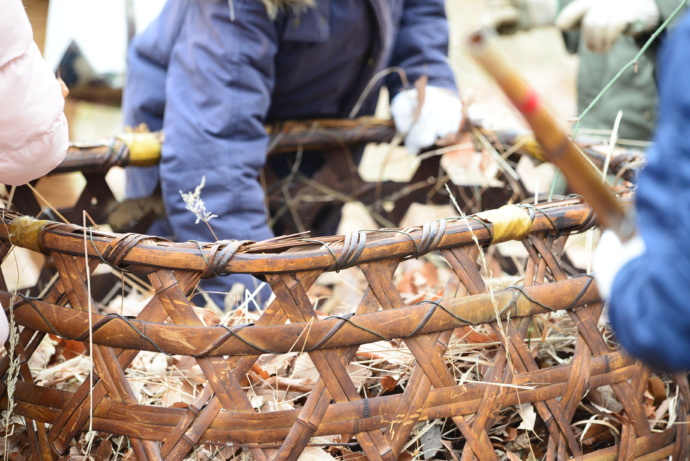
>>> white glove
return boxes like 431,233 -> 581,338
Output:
593,230 -> 645,300
483,0 -> 560,32
391,86 -> 463,155
556,0 -> 660,53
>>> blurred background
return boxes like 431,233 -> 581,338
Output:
18,0 -> 579,231
17,0 -> 579,244
23,0 -> 578,141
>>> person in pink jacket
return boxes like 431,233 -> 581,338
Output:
0,0 -> 69,344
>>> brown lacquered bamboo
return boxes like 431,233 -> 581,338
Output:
467,29 -> 636,241
56,118 -> 639,178
0,198 -> 598,275
56,118 -> 397,175
2,186 -> 682,460
5,352 -> 635,443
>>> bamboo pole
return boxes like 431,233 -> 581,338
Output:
57,118 -> 634,177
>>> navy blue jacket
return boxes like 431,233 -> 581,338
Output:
122,0 -> 456,304
609,10 -> 690,371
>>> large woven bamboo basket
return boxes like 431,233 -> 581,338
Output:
0,191 -> 687,460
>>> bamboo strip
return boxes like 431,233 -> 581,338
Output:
0,199 -> 598,275
4,276 -> 600,357
6,352 -> 635,443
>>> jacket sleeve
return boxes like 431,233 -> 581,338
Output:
122,0 -> 185,199
608,11 -> 690,372
385,0 -> 457,96
0,0 -> 68,186
122,0 -> 186,132
159,0 -> 277,244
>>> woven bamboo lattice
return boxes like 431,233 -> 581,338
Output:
0,193 -> 688,460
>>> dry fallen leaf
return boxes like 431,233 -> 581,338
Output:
517,403 -> 537,431
263,376 -> 316,394
396,260 -> 440,294
50,335 -> 86,362
193,306 -> 221,326
454,325 -> 498,344
380,375 -> 399,394
94,438 -> 113,461
28,335 -> 58,369
647,375 -> 667,407
506,451 -> 522,461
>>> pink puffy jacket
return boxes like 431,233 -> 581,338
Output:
0,0 -> 68,344
0,0 -> 68,187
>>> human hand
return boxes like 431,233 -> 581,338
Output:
483,0 -> 560,34
391,86 -> 463,155
593,230 -> 645,300
556,0 -> 660,53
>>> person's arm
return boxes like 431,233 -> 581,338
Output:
122,4 -> 177,133
595,12 -> 690,371
607,244 -> 690,371
386,0 -> 456,96
122,0 -> 187,200
0,0 -> 68,186
160,0 -> 277,245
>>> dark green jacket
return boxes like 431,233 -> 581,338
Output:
562,0 -> 687,141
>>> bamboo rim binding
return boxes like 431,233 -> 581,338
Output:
0,199 -> 595,276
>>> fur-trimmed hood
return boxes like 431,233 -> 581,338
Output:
259,0 -> 315,18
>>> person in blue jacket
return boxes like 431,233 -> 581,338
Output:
594,9 -> 690,372
122,0 -> 462,309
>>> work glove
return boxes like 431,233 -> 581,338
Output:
556,0 -> 661,53
593,230 -> 645,300
391,86 -> 463,155
483,0 -> 560,33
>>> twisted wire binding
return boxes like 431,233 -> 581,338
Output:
11,293 -> 172,356
4,280 -> 594,358
192,239 -> 248,278
315,313 -> 388,349
297,238 -> 342,272
418,219 -> 448,255
334,231 -> 367,272
361,228 -> 421,258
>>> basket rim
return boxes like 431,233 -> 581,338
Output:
0,198 -> 598,277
